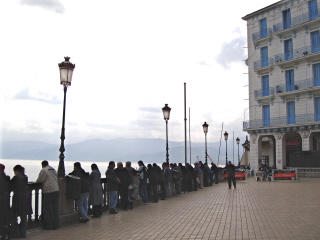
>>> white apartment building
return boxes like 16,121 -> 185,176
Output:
242,0 -> 320,171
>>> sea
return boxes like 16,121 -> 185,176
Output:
0,159 -> 141,181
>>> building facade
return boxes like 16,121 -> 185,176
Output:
242,0 -> 320,171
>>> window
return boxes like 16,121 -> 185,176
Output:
263,105 -> 270,127
309,0 -> 319,20
285,69 -> 295,91
287,101 -> 296,124
261,46 -> 268,67
315,97 -> 320,122
284,39 -> 293,60
262,75 -> 269,96
282,9 -> 291,29
313,63 -> 320,86
260,18 -> 267,38
311,30 -> 320,53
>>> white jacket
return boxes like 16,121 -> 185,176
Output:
36,165 -> 59,194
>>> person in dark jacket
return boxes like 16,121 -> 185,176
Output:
69,162 -> 90,223
89,164 -> 103,218
162,162 -> 172,199
9,165 -> 32,238
225,161 -> 236,189
211,163 -> 219,184
199,161 -> 209,187
105,161 -> 119,214
114,162 -> 132,210
0,164 -> 10,240
153,163 -> 165,200
185,163 -> 194,192
147,164 -> 159,203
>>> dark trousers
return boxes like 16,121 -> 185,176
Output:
192,177 -> 198,191
43,191 -> 59,229
228,176 -> 236,188
92,205 -> 102,217
119,187 -> 130,209
215,171 -> 219,184
11,215 -> 27,238
151,184 -> 158,202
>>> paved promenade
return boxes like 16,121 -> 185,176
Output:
27,177 -> 320,240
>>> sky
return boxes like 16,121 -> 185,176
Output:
0,0 -> 279,148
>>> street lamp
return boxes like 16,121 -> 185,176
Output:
224,131 -> 229,166
202,122 -> 209,165
162,104 -> 171,165
236,137 -> 240,166
57,57 -> 75,178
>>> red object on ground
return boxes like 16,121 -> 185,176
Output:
224,171 -> 246,180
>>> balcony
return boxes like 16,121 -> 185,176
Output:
252,28 -> 273,42
253,57 -> 274,72
274,45 -> 320,68
273,10 -> 319,33
254,87 -> 275,98
243,113 -> 316,130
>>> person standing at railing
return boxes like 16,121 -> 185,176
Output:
69,162 -> 90,223
36,160 -> 59,230
0,164 -> 11,240
105,161 -> 120,214
89,164 -> 103,218
9,165 -> 32,238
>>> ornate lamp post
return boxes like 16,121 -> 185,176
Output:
224,131 -> 229,166
236,137 -> 240,165
202,122 -> 209,165
57,57 -> 75,178
162,104 -> 171,165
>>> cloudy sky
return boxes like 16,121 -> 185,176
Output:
0,0 -> 278,147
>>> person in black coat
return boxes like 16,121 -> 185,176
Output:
225,161 -> 236,189
69,162 -> 90,223
147,164 -> 159,203
0,164 -> 10,240
105,161 -> 119,214
153,163 -> 164,200
9,165 -> 32,238
114,162 -> 132,210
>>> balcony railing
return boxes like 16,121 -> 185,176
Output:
273,10 -> 319,33
274,45 -> 319,63
253,57 -> 274,70
243,113 -> 317,129
274,78 -> 320,94
252,28 -> 272,41
254,87 -> 275,98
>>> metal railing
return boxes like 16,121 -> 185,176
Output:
254,87 -> 275,98
243,113 -> 318,129
273,10 -> 319,33
253,57 -> 274,70
252,28 -> 272,41
274,45 -> 320,64
274,78 -> 320,94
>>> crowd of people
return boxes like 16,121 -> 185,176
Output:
0,159 -> 238,239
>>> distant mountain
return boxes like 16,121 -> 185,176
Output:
1,138 -> 234,164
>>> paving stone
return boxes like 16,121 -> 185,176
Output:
26,177 -> 320,239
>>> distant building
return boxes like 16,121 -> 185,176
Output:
242,0 -> 320,171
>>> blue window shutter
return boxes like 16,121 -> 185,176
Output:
261,47 -> 268,67
284,39 -> 293,60
260,18 -> 267,38
309,0 -> 319,20
311,31 -> 320,53
283,9 -> 291,29
315,97 -> 320,121
286,69 -> 294,91
262,75 -> 269,96
313,63 -> 320,86
287,101 -> 296,124
263,105 -> 270,127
